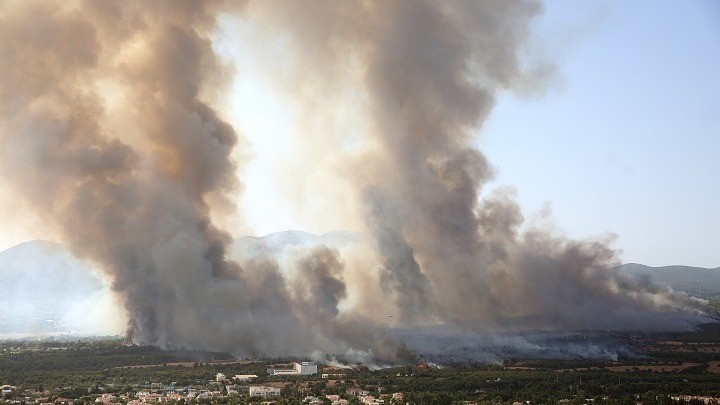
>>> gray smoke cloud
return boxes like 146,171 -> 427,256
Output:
0,0 -> 709,363
0,0 -> 408,361
238,0 -> 709,332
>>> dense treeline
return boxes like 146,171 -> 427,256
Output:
0,341 -> 176,372
0,340 -> 263,387
1,339 -> 720,404
363,367 -> 720,404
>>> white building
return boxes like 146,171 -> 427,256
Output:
267,362 -> 318,376
269,368 -> 297,376
232,374 -> 258,382
295,362 -> 318,375
361,395 -> 384,404
249,386 -> 280,398
216,373 -> 227,383
322,373 -> 346,379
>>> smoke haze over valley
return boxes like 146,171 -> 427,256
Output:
2,234 -> 717,361
0,0 -> 717,363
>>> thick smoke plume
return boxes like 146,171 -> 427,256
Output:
0,0 -> 708,362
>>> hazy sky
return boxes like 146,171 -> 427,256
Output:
226,0 -> 719,267
481,0 -> 720,267
1,0 -> 717,268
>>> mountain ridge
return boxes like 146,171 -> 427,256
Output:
615,263 -> 720,299
1,234 -> 718,336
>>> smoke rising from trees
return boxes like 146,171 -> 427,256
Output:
0,0 -> 708,361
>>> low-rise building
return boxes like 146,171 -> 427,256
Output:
361,395 -> 384,404
296,362 -> 318,375
303,396 -> 323,405
267,362 -> 318,376
137,392 -> 169,403
232,374 -> 258,382
249,386 -> 281,398
347,388 -> 369,397
94,393 -> 118,404
671,395 -> 719,404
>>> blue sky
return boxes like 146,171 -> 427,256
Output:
481,0 -> 720,267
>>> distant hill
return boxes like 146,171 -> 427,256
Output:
2,234 -> 717,336
229,230 -> 361,261
0,232 -> 360,336
232,235 -> 720,300
617,263 -> 720,299
0,240 -> 110,335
